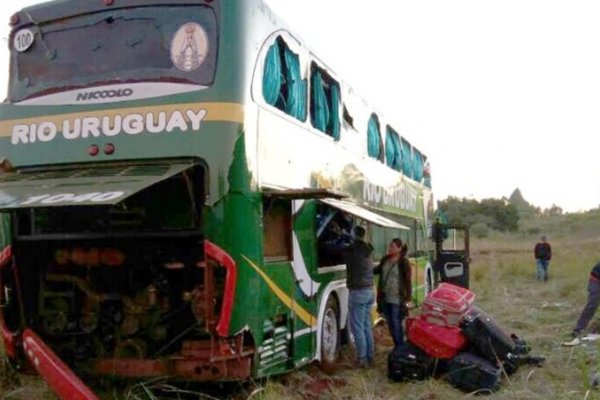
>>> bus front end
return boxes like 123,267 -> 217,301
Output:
0,0 -> 255,394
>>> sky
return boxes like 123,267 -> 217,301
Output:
2,1 -> 600,212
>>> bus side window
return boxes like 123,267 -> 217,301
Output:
367,113 -> 384,162
262,36 -> 307,122
401,138 -> 414,179
316,205 -> 352,267
414,148 -> 424,183
263,198 -> 292,262
385,126 -> 402,172
310,62 -> 341,140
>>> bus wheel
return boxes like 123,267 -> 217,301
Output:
320,296 -> 339,366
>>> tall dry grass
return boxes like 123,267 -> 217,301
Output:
2,229 -> 600,399
258,232 -> 600,400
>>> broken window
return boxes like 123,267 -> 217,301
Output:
316,204 -> 353,267
263,198 -> 292,262
367,114 -> 383,161
385,126 -> 402,172
262,37 -> 307,122
10,5 -> 218,102
310,63 -> 341,140
343,105 -> 354,128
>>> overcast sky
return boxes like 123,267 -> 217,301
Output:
2,1 -> 600,212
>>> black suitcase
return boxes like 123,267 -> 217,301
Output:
446,352 -> 501,393
460,305 -> 517,363
387,343 -> 436,381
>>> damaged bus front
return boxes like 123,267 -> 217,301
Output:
0,0 -> 254,396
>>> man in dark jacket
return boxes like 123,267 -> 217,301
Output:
343,225 -> 375,368
534,236 -> 552,281
572,262 -> 600,338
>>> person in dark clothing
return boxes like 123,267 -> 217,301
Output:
534,235 -> 552,281
343,225 -> 375,368
375,238 -> 412,349
572,262 -> 600,338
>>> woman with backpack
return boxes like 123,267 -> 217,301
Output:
375,238 -> 413,348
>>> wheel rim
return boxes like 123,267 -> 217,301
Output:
321,308 -> 338,363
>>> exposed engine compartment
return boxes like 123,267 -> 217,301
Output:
16,237 -> 222,368
0,164 -> 253,384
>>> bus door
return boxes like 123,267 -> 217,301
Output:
433,223 -> 470,289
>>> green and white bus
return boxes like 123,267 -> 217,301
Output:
0,0 -> 450,396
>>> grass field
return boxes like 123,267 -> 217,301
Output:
2,229 -> 600,399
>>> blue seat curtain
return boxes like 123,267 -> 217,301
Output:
385,128 -> 396,168
386,128 -> 402,172
367,115 -> 381,160
311,71 -> 329,133
330,83 -> 341,141
393,134 -> 402,171
283,48 -> 307,121
263,42 -> 282,107
401,139 -> 413,178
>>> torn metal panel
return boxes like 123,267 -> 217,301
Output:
319,198 -> 410,230
262,187 -> 348,200
0,161 -> 196,209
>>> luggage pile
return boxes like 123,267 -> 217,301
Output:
388,283 -> 544,393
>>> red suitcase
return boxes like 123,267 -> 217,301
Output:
422,283 -> 475,327
407,316 -> 467,359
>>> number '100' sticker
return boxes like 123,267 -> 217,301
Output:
20,192 -> 126,206
14,29 -> 35,52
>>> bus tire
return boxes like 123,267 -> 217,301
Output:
320,296 -> 340,367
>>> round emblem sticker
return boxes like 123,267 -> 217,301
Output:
171,23 -> 209,72
14,29 -> 35,53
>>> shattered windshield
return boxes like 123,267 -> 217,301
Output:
9,5 -> 218,102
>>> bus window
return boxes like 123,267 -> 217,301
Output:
385,126 -> 402,172
343,105 -> 355,128
10,5 -> 218,103
424,159 -> 432,188
316,204 -> 353,267
414,149 -> 424,183
441,228 -> 466,252
367,114 -> 383,162
263,198 -> 292,262
401,138 -> 414,179
310,63 -> 341,140
262,37 -> 307,121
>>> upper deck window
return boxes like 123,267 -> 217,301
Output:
414,149 -> 424,183
367,114 -> 383,161
401,138 -> 414,178
9,5 -> 218,103
310,63 -> 341,140
262,37 -> 307,122
385,126 -> 402,172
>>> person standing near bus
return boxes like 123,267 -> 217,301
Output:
375,238 -> 412,349
572,261 -> 600,338
534,236 -> 552,281
343,225 -> 375,368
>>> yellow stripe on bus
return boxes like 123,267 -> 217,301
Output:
0,102 -> 244,137
242,255 -> 317,328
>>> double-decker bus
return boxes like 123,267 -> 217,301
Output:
0,0 -> 459,398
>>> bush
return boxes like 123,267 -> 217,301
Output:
470,222 -> 489,238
